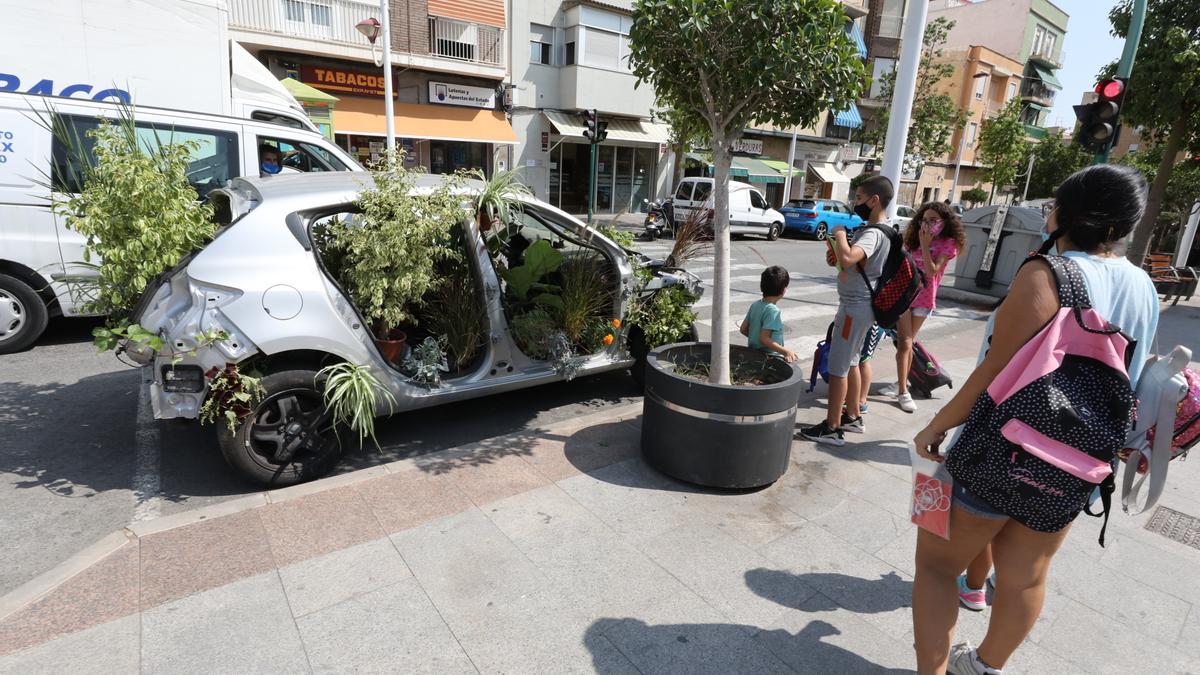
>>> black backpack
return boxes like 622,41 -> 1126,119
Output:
856,225 -> 925,328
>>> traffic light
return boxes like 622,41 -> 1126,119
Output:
1074,78 -> 1126,152
582,109 -> 608,143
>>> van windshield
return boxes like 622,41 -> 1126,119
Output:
785,200 -> 816,209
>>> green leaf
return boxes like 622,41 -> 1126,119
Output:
501,240 -> 562,300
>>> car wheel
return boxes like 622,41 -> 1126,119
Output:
0,274 -> 49,355
218,369 -> 343,486
767,222 -> 781,241
815,222 -> 829,241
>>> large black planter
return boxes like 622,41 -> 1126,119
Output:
641,342 -> 804,488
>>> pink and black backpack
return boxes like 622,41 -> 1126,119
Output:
945,255 -> 1136,546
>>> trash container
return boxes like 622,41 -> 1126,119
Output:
949,205 -> 1047,299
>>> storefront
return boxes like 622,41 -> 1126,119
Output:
542,111 -> 670,215
273,57 -> 516,174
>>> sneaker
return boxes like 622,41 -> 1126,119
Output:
987,571 -> 996,590
843,403 -> 869,415
840,413 -> 865,434
799,420 -> 845,446
947,642 -> 1003,675
957,574 -> 988,611
897,391 -> 917,413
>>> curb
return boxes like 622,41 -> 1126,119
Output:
0,401 -> 645,624
938,285 -> 1002,308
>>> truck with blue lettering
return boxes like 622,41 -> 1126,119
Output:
0,0 -> 364,353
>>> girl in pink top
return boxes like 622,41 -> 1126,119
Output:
892,202 -> 966,413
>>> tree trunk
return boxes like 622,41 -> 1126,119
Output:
709,136 -> 733,385
671,145 -> 685,189
1128,116 -> 1188,266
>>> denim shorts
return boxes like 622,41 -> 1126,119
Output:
953,483 -> 1008,520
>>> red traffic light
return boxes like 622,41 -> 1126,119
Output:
1095,79 -> 1124,100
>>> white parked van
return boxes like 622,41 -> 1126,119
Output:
670,177 -> 785,241
0,93 -> 363,353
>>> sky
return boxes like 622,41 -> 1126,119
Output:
1046,0 -> 1125,128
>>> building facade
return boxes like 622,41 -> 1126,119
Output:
907,45 -> 1025,206
229,0 -> 516,174
508,0 -> 673,215
929,0 -> 1068,140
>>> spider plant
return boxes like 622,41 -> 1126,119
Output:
316,362 -> 397,450
468,167 -> 531,231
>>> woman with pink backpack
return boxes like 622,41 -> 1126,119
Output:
910,164 -> 1160,675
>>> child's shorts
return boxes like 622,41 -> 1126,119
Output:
827,304 -> 876,378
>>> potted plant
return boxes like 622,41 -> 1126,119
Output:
320,152 -> 464,364
628,0 -> 865,487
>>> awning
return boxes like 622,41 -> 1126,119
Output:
809,162 -> 851,185
1025,101 -> 1051,112
833,104 -> 863,129
733,156 -> 785,184
280,77 -> 339,104
685,152 -> 749,177
760,159 -> 797,175
846,22 -> 868,58
543,110 -> 671,144
1031,64 -> 1062,90
332,98 -> 517,144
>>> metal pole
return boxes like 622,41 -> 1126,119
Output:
782,130 -> 798,202
879,0 -> 930,219
1177,200 -> 1200,267
588,141 -> 596,224
380,0 -> 395,152
1097,0 -> 1146,163
948,129 -> 968,205
1021,153 -> 1035,202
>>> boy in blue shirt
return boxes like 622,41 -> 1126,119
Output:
739,266 -> 797,362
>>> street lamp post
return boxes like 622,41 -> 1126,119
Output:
948,71 -> 991,205
356,7 -> 395,153
879,0 -> 930,219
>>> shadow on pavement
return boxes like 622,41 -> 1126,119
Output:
745,568 -> 913,614
584,617 -> 913,674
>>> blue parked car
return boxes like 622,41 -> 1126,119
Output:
780,199 -> 864,240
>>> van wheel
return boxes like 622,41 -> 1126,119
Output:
767,222 -> 782,241
218,369 -> 342,486
0,274 -> 49,354
815,223 -> 829,241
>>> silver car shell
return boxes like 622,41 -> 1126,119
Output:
132,172 -> 696,421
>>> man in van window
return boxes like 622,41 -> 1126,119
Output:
259,144 -> 283,176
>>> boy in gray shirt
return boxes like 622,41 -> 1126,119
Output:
800,175 -> 893,446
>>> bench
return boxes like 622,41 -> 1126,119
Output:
1144,253 -> 1198,305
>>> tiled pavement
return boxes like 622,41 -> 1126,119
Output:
3,315 -> 1200,673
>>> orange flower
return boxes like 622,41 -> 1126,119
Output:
603,334 -> 615,346
611,318 -> 622,329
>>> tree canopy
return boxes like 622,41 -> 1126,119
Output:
977,98 -> 1028,200
1022,130 -> 1091,200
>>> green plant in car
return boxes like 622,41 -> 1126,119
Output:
199,364 -> 266,432
317,361 -> 396,450
628,285 -> 699,349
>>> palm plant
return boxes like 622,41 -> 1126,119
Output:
317,362 -> 396,450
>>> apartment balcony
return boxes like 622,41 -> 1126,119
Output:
428,16 -> 505,68
1021,92 -> 1053,108
1024,124 -> 1048,140
229,0 -> 377,49
1028,46 -> 1063,70
839,0 -> 868,19
558,66 -> 655,118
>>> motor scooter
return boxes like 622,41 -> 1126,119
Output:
641,197 -> 675,240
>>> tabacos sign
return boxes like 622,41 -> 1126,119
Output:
0,73 -> 131,102
300,65 -> 396,98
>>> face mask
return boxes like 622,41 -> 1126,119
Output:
853,202 -> 873,221
923,220 -> 944,237
261,161 -> 281,175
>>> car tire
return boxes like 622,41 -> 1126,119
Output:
0,273 -> 49,355
815,222 -> 829,241
218,369 -> 343,486
767,222 -> 781,241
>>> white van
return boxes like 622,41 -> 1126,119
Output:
0,93 -> 364,353
670,177 -> 785,241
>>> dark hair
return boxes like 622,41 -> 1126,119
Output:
857,175 -> 894,208
760,265 -> 790,296
1052,164 -> 1148,253
259,143 -> 280,158
904,202 -> 966,254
